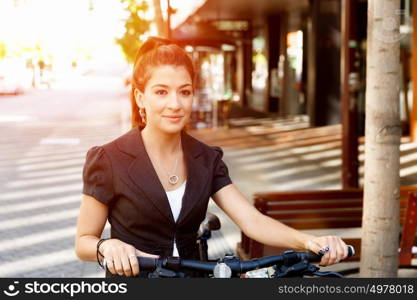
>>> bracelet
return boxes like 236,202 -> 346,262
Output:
96,238 -> 108,269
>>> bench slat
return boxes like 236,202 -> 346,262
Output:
266,199 -> 363,210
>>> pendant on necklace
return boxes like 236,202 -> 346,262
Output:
168,175 -> 179,185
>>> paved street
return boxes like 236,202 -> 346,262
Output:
0,72 -> 130,277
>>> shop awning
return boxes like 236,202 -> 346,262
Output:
172,21 -> 235,47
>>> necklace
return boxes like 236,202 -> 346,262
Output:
168,139 -> 181,185
152,138 -> 182,185
168,150 -> 180,185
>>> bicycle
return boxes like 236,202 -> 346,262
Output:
131,213 -> 355,278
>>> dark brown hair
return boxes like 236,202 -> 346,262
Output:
130,36 -> 195,128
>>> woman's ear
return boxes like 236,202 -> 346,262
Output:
134,88 -> 144,108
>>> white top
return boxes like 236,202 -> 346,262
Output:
165,180 -> 186,257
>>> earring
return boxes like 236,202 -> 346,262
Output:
139,108 -> 147,124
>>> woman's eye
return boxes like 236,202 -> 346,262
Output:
180,90 -> 192,96
155,90 -> 167,95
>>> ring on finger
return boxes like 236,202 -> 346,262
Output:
319,246 -> 330,256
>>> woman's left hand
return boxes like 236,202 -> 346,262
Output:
305,235 -> 348,266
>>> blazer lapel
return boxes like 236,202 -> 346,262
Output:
176,130 -> 210,226
123,127 -> 175,224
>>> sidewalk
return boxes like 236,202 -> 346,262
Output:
189,121 -> 417,277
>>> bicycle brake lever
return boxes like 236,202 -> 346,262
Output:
273,260 -> 322,278
311,271 -> 344,278
148,267 -> 180,278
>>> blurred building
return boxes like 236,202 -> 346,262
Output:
172,0 -> 413,130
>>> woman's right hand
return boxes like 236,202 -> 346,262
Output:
99,239 -> 159,277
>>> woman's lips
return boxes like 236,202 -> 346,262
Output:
164,115 -> 183,122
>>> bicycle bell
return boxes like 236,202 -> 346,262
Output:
213,262 -> 232,278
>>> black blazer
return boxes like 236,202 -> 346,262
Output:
82,126 -> 232,263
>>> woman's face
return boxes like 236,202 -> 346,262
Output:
135,65 -> 193,134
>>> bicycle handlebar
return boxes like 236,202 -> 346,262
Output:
137,245 -> 355,275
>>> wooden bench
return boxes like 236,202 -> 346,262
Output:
236,187 -> 417,268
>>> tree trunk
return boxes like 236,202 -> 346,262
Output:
360,0 -> 401,277
410,0 -> 417,140
152,0 -> 166,37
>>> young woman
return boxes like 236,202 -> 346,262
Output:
75,37 -> 349,278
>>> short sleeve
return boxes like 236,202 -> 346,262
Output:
211,146 -> 232,196
82,146 -> 115,205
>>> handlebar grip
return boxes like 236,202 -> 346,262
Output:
305,245 -> 355,262
304,251 -> 322,262
347,245 -> 355,258
138,257 -> 157,271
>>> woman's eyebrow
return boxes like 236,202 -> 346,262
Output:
151,84 -> 192,88
178,84 -> 192,88
151,84 -> 169,88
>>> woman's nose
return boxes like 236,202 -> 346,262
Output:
167,93 -> 182,109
